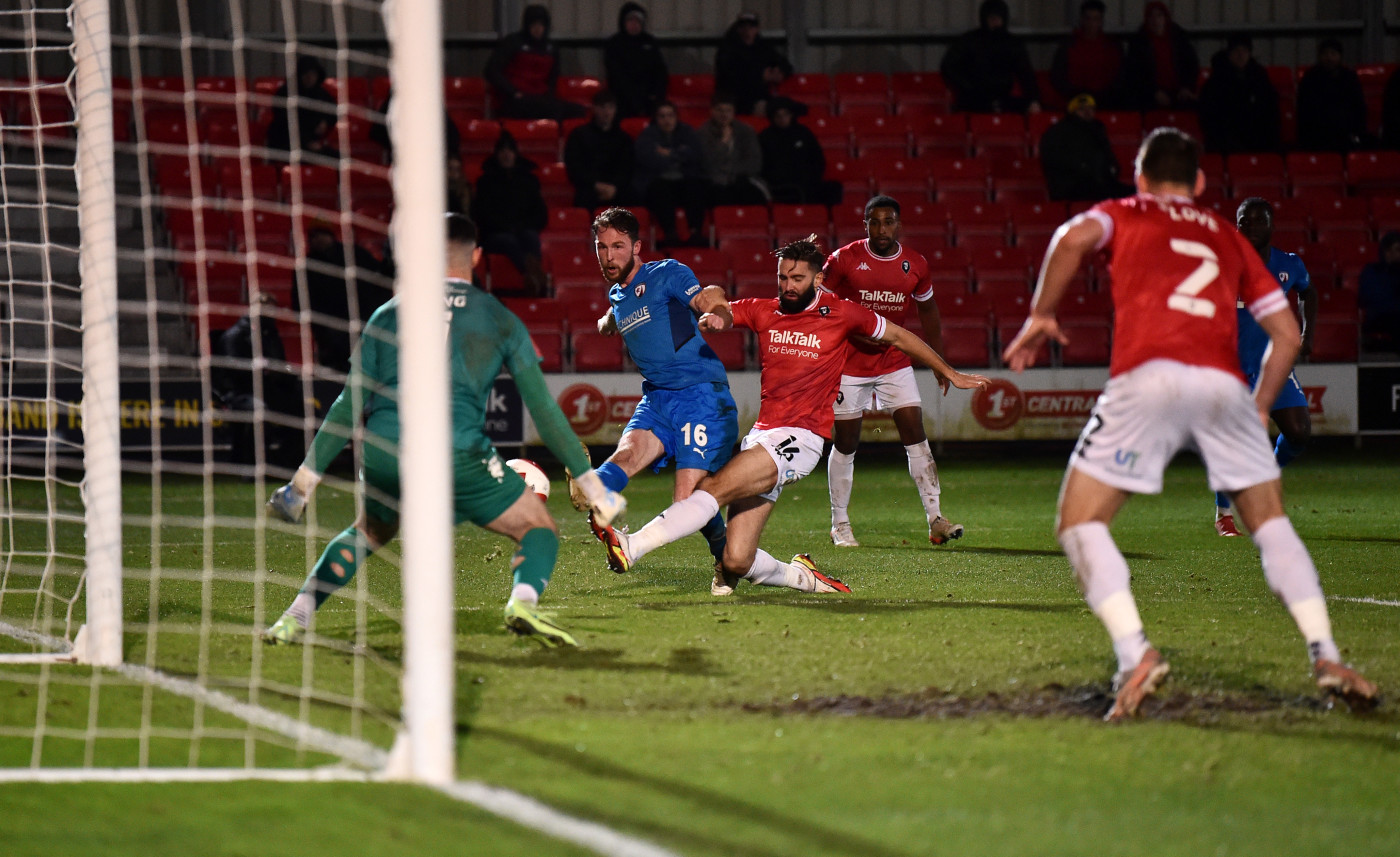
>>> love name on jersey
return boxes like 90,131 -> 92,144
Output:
768,328 -> 823,358
1155,199 -> 1219,232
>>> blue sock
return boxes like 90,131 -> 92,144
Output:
1215,491 -> 1231,510
1275,434 -> 1302,468
595,461 -> 630,493
699,511 -> 727,561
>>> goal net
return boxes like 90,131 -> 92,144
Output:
0,0 -> 452,782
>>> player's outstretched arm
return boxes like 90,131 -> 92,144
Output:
1004,215 -> 1103,372
691,284 -> 733,332
913,295 -> 944,354
879,321 -> 990,395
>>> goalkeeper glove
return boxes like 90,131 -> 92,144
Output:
570,469 -> 626,528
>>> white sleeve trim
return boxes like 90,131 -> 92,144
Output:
870,314 -> 888,341
1247,289 -> 1289,321
912,284 -> 935,302
1082,209 -> 1114,250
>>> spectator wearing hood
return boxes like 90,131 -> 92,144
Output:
699,91 -> 768,208
714,12 -> 792,117
471,133 -> 549,296
759,96 -> 841,206
1123,2 -> 1200,110
604,3 -> 668,119
1039,94 -> 1134,202
1050,1 -> 1124,108
1198,33 -> 1281,154
564,90 -> 635,210
940,0 -> 1041,115
633,100 -> 708,247
1296,39 -> 1370,153
265,54 -> 338,162
484,4 -> 587,121
1360,231 -> 1400,349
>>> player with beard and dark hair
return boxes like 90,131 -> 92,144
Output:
573,207 -> 739,582
591,235 -> 990,596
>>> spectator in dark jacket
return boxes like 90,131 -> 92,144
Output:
1039,94 -> 1134,202
604,3 -> 668,119
1198,33 -> 1281,154
483,4 -> 586,121
759,96 -> 840,205
265,55 -> 338,162
714,12 -> 792,117
1360,231 -> 1400,347
1050,1 -> 1124,108
367,89 -> 461,164
565,90 -> 635,210
294,224 -> 393,374
633,100 -> 708,247
1296,39 -> 1370,153
1384,68 -> 1400,149
1122,1 -> 1200,111
472,133 -> 549,295
941,0 -> 1041,115
213,294 -> 303,468
699,92 -> 768,208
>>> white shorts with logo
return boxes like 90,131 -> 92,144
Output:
833,366 -> 923,418
1069,359 -> 1281,495
740,426 -> 825,502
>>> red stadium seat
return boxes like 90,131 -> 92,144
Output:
1026,112 -> 1060,154
1307,319 -> 1359,362
772,204 -> 831,246
967,113 -> 1027,156
1314,287 -> 1359,321
1347,151 -> 1400,196
929,157 -> 989,203
1227,153 -> 1287,200
281,163 -> 340,209
777,73 -> 833,110
561,294 -> 612,331
910,113 -> 968,158
558,76 -> 603,108
323,76 -> 370,108
953,201 -> 1012,249
1096,111 -> 1144,147
1286,152 -> 1346,198
825,157 -> 873,200
458,118 -> 503,159
500,118 -> 559,161
891,72 -> 950,114
548,249 -> 601,291
1143,110 -> 1201,139
527,328 -> 566,372
670,74 -> 714,111
500,297 -> 569,334
872,159 -> 933,200
217,160 -> 280,202
571,330 -> 626,372
990,156 -> 1046,203
940,319 -> 994,368
711,205 -> 771,243
1058,320 -> 1112,366
670,247 -> 731,287
1309,196 -> 1371,232
853,115 -> 911,159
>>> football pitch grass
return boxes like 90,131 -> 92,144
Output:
3,444 -> 1398,856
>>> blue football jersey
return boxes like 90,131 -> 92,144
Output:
608,258 -> 728,390
1237,246 -> 1310,377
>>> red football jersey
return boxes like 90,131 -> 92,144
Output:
1087,193 -> 1287,380
821,239 -> 935,378
731,290 -> 888,438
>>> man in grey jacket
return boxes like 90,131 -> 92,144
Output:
633,100 -> 710,247
699,92 -> 768,208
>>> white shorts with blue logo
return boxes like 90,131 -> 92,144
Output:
1069,359 -> 1281,495
740,426 -> 825,502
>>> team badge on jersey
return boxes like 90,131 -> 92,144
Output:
635,283 -> 647,297
1278,272 -> 1289,283
902,260 -> 911,274
819,305 -> 830,316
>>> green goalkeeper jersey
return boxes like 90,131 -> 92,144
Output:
304,278 -> 589,476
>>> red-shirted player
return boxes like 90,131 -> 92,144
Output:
592,236 -> 989,596
1003,128 -> 1378,721
822,195 -> 964,548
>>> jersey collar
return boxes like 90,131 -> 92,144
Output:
863,238 -> 902,260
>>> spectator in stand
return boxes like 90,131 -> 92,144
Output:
367,89 -> 461,164
759,96 -> 841,206
1198,33 -> 1281,154
564,90 -> 635,211
1359,231 -> 1400,348
1039,94 -> 1134,202
295,224 -> 393,374
1296,39 -> 1370,153
633,100 -> 709,248
446,154 -> 472,214
472,133 -> 549,296
484,4 -> 587,121
941,0 -> 1041,115
213,293 -> 303,469
714,11 -> 792,117
1123,1 -> 1199,111
1383,68 -> 1400,149
700,92 -> 769,209
265,55 -> 338,162
604,3 -> 668,119
1050,1 -> 1124,108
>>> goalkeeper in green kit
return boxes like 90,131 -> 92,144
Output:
264,213 -> 624,647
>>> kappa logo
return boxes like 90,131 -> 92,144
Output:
902,260 -> 911,274
856,262 -> 871,271
635,283 -> 647,297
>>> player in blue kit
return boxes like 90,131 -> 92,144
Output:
570,207 -> 738,577
1214,197 -> 1317,536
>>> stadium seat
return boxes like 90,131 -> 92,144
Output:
1096,111 -> 1143,147
165,204 -> 232,250
281,163 -> 340,209
1307,319 -> 1359,362
777,73 -> 833,110
1271,227 -> 1310,255
702,329 -> 749,370
1309,196 -> 1371,232
910,113 -> 968,158
1315,286 -> 1358,321
925,246 -> 974,290
825,157 -> 873,200
711,205 -> 771,243
571,330 -> 626,371
485,253 -> 526,294
1227,153 -> 1287,200
1026,112 -> 1060,153
500,118 -> 559,161
217,160 -> 280,202
772,204 -> 831,246
1059,290 -> 1112,321
940,318 -> 994,368
1286,152 -> 1346,198
990,157 -> 1046,203
458,118 -> 502,159
547,249 -> 600,292
872,159 -> 933,200
726,239 -> 778,278
1058,320 -> 1112,366
929,157 -> 989,203
952,201 -> 1012,250
156,156 -> 218,200
891,72 -> 950,114
1143,110 -> 1201,139
561,294 -> 611,331
1347,151 -> 1400,196
527,328 -> 566,372
1009,201 -> 1068,257
853,115 -> 912,159
967,113 -> 1027,157
671,247 -> 731,287
323,76 -> 370,108
558,76 -> 603,108
669,73 -> 714,111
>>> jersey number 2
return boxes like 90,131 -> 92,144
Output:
1166,239 -> 1219,319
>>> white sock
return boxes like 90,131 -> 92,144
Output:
510,583 -> 540,605
906,440 -> 942,521
1060,521 -> 1150,672
1252,517 -> 1340,663
827,447 -> 856,525
626,491 -> 721,563
286,591 -> 316,627
743,550 -> 812,591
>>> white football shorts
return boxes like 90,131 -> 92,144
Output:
833,366 -> 923,418
1069,359 -> 1281,495
740,425 -> 825,502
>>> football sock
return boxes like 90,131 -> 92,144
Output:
627,490 -> 720,563
290,525 -> 372,624
1059,521 -> 1149,673
742,549 -> 811,591
1252,516 -> 1340,663
906,440 -> 943,520
1214,492 -> 1231,514
827,447 -> 855,525
511,527 -> 558,596
594,461 -> 630,494
1274,434 -> 1303,468
510,583 -> 540,605
699,511 -> 727,562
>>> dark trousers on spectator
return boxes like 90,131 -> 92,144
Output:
645,177 -> 709,244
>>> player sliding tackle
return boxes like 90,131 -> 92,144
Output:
1002,127 -> 1378,720
592,236 -> 990,596
264,214 -> 625,648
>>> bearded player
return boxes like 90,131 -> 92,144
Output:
591,236 -> 990,596
821,195 -> 963,547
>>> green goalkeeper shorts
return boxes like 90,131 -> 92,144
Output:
361,443 -> 526,529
